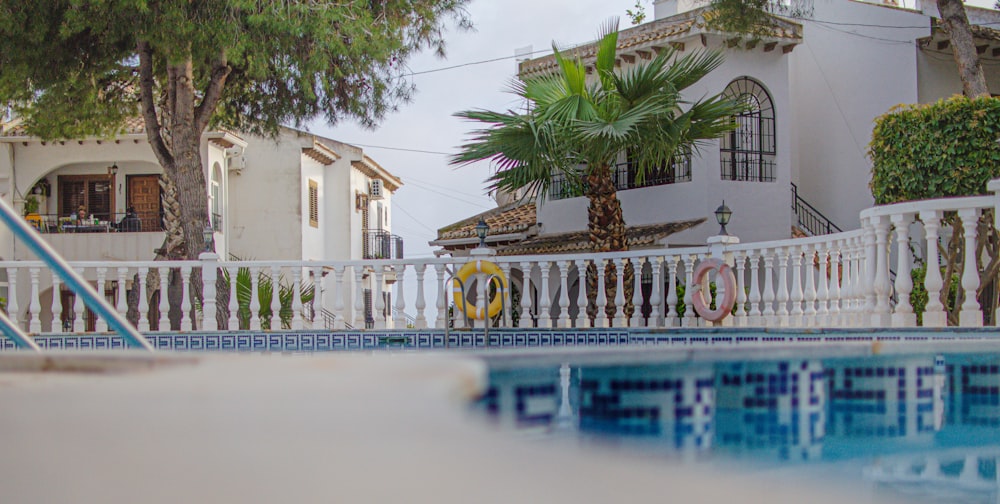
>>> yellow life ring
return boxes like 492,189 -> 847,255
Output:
453,260 -> 508,320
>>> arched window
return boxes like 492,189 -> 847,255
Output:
720,77 -> 775,182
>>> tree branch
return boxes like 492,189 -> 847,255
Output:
137,41 -> 174,168
195,53 -> 232,132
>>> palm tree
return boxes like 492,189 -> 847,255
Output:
452,18 -> 742,253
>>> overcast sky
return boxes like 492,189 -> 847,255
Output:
312,0 -> 641,259
311,0 -> 996,262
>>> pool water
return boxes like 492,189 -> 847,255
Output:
475,349 -> 1000,503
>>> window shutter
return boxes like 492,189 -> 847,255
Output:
308,179 -> 319,228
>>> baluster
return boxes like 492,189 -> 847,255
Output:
574,260 -> 589,328
891,213 -> 916,327
327,265 -> 342,329
762,251 -> 776,326
682,255 -> 696,327
862,218 -> 878,325
776,249 -> 790,327
226,266 -> 240,330
790,247 -> 804,327
631,258 -> 644,327
201,260 -> 218,332
291,267 -> 304,330
734,252 -> 747,326
748,251 -> 762,326
434,264 -> 447,329
538,261 -> 552,328
249,266 -> 262,330
50,273 -> 62,332
958,208 -> 983,327
6,267 -> 19,330
27,267 -> 41,333
157,267 -> 170,331
500,262 -> 514,328
311,266 -> 325,329
803,246 -> 818,326
68,268 -> 83,332
666,256 -> 679,327
116,268 -> 129,331
827,247 -> 841,326
843,237 -> 857,326
414,264 -> 427,328
267,266 -> 279,330
519,262 -> 533,328
95,267 -> 108,332
872,215 -> 892,327
920,210 -> 946,327
180,266 -> 192,331
649,257 -> 663,328
393,264 -> 406,328
595,259 -> 609,328
558,261 -> 571,328
609,258 -> 625,327
373,268 -> 385,329
700,258 -> 711,327
816,248 -> 829,327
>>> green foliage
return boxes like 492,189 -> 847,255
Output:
22,196 -> 39,216
908,264 -> 960,326
222,267 -> 315,330
0,1 -> 472,139
706,0 -> 812,39
626,0 -> 647,25
869,96 -> 1000,204
452,19 -> 741,201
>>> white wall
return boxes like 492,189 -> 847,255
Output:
301,155 -> 325,261
788,1 -> 928,231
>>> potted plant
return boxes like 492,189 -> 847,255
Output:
23,195 -> 39,216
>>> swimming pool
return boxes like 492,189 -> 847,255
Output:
473,343 -> 1000,503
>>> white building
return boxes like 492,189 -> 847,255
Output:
433,0 -> 1000,254
0,118 -> 404,330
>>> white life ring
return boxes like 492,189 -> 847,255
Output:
691,258 -> 737,322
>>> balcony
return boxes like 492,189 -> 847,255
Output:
549,155 -> 692,200
17,211 -> 165,262
362,229 -> 404,260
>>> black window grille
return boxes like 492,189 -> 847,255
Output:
548,150 -> 692,201
720,77 -> 776,182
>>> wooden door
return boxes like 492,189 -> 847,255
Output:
127,175 -> 162,231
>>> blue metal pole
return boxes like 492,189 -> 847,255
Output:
0,196 -> 153,351
0,308 -> 40,351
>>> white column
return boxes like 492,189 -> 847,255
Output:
116,267 -> 129,327
353,266 -> 366,329
291,267 -> 304,330
414,264 -> 428,329
649,257 -> 663,328
748,251 -> 762,326
872,215 -> 892,327
631,258 -> 644,327
393,264 -> 407,328
776,249 -> 790,327
311,265 -> 324,328
803,246 -> 818,326
958,208 -> 983,327
268,266 -> 280,330
558,261 -> 572,328
519,262 -> 533,328
612,258 -> 627,327
665,256 -> 679,327
201,256 -> 219,331
574,260 -> 589,328
920,210 -> 946,327
863,218 -> 878,326
157,267 -> 170,331
734,252 -> 747,326
249,266 -> 262,331
332,265 -> 347,329
762,250 -> 776,326
27,267 -> 41,333
95,268 -> 108,332
180,266 -> 192,331
827,247 -> 841,326
50,273 -> 62,332
891,213 -> 916,327
595,260 -> 609,328
500,262 -> 514,328
226,266 -> 240,331
373,268 -> 386,329
538,261 -> 552,328
434,264 -> 451,329
816,248 -> 829,327
790,247 -> 804,327
682,255 -> 696,327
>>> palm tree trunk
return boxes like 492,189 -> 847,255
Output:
583,164 -> 633,322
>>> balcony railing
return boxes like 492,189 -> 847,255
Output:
549,156 -> 692,200
362,229 -> 404,259
25,211 -> 163,234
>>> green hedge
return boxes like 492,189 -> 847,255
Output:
869,96 -> 1000,205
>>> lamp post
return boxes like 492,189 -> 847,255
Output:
715,200 -> 732,236
475,218 -> 489,248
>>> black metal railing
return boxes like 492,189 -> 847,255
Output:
212,212 -> 223,232
791,183 -> 842,236
550,156 -> 692,200
24,211 -> 164,234
362,229 -> 404,259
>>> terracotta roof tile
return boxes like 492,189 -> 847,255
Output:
496,218 -> 705,256
438,202 -> 536,240
1,116 -> 147,137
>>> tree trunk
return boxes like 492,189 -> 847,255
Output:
583,164 -> 634,322
937,0 -> 990,98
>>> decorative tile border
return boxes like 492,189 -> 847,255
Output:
2,327 -> 1000,352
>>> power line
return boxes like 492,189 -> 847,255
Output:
404,179 -> 493,209
405,49 -> 549,77
346,143 -> 452,155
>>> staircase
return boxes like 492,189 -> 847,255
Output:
791,183 -> 841,236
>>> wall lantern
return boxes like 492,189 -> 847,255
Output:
715,200 -> 733,236
475,218 -> 489,248
107,162 -> 118,177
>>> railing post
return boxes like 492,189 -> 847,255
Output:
226,265 -> 240,331
538,261 -> 552,328
27,267 -> 41,333
871,215 -> 892,327
958,208 -> 983,327
748,251 -> 762,326
595,259 -> 609,328
574,260 -> 589,328
200,252 -> 219,331
373,267 -> 385,329
353,266 -> 365,329
775,249 -> 790,327
734,252 -> 747,327
414,264 -> 428,329
630,258 -> 644,327
95,267 -> 108,332
682,256 -> 695,327
393,264 -> 406,328
919,210 -> 946,327
890,213 -> 916,327
666,256 -> 680,327
612,258 -> 626,327
291,266 -> 304,330
790,246 -> 804,327
558,261 -> 572,328
180,266 -> 193,331
649,256 -> 664,328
